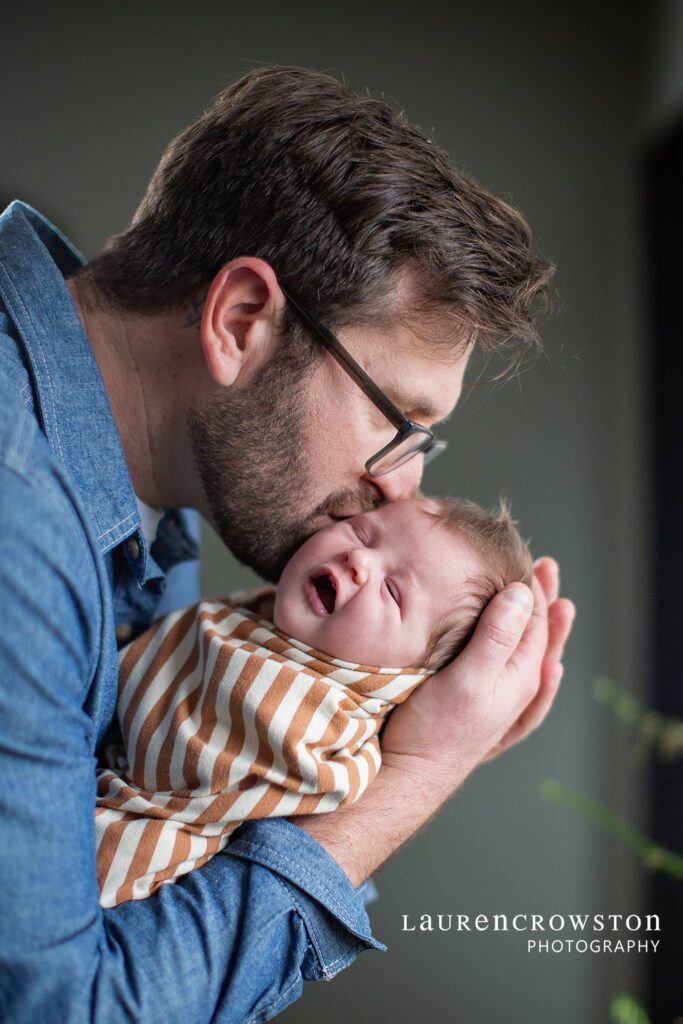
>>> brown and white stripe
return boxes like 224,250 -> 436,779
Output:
95,599 -> 430,907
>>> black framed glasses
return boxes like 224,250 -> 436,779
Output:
281,287 -> 447,478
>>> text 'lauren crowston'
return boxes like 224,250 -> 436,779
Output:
400,913 -> 661,954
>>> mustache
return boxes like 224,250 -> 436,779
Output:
310,483 -> 381,520
261,484 -> 382,583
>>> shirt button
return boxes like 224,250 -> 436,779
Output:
126,536 -> 141,561
115,623 -> 134,646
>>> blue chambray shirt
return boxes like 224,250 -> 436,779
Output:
0,201 -> 384,1024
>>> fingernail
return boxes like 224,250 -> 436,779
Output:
503,585 -> 532,611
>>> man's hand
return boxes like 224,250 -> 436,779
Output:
483,557 -> 575,761
383,556 -> 574,780
297,557 -> 574,885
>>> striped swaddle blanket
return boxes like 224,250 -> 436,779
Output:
95,598 -> 430,907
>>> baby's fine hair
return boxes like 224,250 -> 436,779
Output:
425,496 -> 533,669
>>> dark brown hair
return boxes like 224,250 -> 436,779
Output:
425,496 -> 533,669
75,65 -> 552,366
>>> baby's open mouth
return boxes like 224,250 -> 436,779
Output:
310,571 -> 337,614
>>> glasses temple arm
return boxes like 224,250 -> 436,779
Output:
281,286 -> 408,430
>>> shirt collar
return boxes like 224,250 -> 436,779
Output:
0,200 -> 159,577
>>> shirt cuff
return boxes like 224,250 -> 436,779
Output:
228,818 -> 386,980
356,876 -> 380,907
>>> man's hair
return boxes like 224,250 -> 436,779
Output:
75,65 -> 552,368
425,497 -> 533,669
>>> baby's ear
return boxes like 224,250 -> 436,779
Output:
425,619 -> 472,671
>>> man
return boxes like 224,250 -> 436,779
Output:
0,66 -> 573,1022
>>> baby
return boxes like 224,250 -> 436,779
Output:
96,496 -> 532,906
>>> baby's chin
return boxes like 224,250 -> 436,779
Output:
272,577 -> 328,652
271,585 -> 298,638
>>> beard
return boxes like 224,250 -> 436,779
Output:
188,338 -> 378,582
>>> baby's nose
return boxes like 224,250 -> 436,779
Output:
346,548 -> 370,586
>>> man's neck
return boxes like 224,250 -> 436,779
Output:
66,277 -> 207,511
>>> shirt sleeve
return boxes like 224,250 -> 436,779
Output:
0,408 -> 384,1024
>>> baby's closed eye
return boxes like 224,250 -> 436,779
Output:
385,578 -> 401,607
352,522 -> 369,545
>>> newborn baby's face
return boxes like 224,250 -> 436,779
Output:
274,498 -> 483,667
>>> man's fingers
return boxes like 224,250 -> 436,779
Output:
533,557 -> 559,604
484,598 -> 574,761
484,659 -> 563,761
546,598 -> 575,666
505,573 -> 548,674
456,582 -> 534,688
524,658 -> 563,732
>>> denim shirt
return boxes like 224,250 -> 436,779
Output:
0,201 -> 383,1023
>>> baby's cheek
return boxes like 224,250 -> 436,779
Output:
272,583 -> 301,637
273,586 -> 323,651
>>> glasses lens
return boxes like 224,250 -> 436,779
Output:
367,429 -> 439,477
423,439 -> 448,467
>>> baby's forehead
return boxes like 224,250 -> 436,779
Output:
379,496 -> 442,525
417,496 -> 442,517
412,507 -> 488,579
374,499 -> 487,578
375,498 -> 444,540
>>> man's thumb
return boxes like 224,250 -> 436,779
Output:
457,583 -> 533,681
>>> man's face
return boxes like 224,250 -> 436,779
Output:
273,498 -> 483,667
188,317 -> 469,582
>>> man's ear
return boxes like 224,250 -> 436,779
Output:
199,258 -> 285,387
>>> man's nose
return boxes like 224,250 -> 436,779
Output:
346,547 -> 371,586
364,452 -> 424,503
